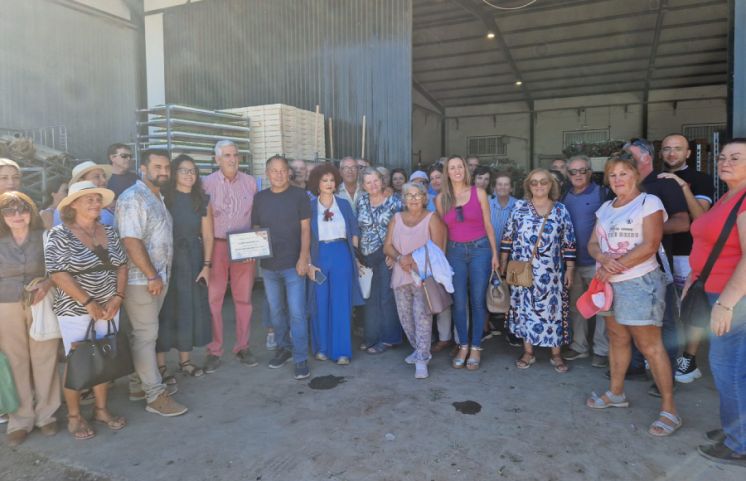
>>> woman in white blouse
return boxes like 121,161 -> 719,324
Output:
307,164 -> 365,365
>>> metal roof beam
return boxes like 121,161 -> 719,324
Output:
413,80 -> 445,115
643,0 -> 669,102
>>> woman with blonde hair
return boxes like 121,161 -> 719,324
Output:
501,168 -> 576,373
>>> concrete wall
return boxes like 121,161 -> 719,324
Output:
0,0 -> 141,161
424,85 -> 727,171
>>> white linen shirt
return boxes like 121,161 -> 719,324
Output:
317,197 -> 346,241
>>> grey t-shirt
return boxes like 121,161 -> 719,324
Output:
251,185 -> 311,272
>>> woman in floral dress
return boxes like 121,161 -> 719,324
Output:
500,168 -> 576,373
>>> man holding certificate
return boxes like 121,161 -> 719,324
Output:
201,140 -> 258,373
251,155 -> 312,380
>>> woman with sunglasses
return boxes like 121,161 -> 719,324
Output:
501,168 -> 576,373
307,164 -> 364,365
156,155 -> 214,379
436,156 -> 499,370
0,191 -> 61,446
45,181 -> 128,440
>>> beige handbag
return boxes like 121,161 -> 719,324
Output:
486,270 -> 510,314
505,207 -> 550,288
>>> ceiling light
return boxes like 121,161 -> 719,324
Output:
515,80 -> 523,86
486,32 -> 496,39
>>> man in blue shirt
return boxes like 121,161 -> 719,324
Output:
561,155 -> 610,367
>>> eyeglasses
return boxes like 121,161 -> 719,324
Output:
1,205 -> 31,217
568,168 -> 590,176
340,166 -> 359,172
529,179 -> 551,187
404,193 -> 425,200
177,168 -> 198,175
116,153 -> 132,159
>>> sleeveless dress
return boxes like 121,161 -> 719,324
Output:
157,192 -> 211,352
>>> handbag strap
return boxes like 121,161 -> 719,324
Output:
530,203 -> 552,260
698,190 -> 746,283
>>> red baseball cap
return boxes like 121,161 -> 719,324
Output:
576,278 -> 613,319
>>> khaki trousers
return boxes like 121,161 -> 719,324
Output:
0,302 -> 61,434
123,285 -> 166,403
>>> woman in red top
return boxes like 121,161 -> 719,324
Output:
687,138 -> 746,466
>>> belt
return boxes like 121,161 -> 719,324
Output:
320,238 -> 346,244
448,236 -> 488,247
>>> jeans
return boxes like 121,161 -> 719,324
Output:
363,248 -> 402,347
446,237 -> 491,348
708,293 -> 746,454
263,267 -> 308,363
630,281 -> 677,371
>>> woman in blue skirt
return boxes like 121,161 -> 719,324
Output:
307,164 -> 364,365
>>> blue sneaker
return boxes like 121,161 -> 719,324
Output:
294,361 -> 310,380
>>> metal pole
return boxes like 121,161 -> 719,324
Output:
728,0 -> 746,137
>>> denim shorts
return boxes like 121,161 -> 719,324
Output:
610,269 -> 666,327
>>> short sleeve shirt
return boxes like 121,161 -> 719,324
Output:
107,172 -> 139,200
671,166 -> 714,256
251,186 -> 312,272
595,193 -> 668,282
356,193 -> 402,255
0,230 -> 45,303
641,171 -> 688,259
202,170 -> 257,239
115,180 -> 173,285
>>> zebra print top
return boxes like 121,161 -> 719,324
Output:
45,224 -> 127,317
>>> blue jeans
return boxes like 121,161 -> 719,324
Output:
363,248 -> 402,348
708,293 -> 746,454
263,267 -> 308,363
630,282 -> 678,371
446,237 -> 491,348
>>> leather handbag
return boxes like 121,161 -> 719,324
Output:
486,270 -> 510,314
421,244 -> 452,315
65,316 -> 134,391
25,278 -> 62,342
680,191 -> 746,328
506,208 -> 551,288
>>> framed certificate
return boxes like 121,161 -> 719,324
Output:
227,229 -> 273,262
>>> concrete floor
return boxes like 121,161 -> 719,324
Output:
2,289 -> 744,481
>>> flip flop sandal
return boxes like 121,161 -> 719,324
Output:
648,411 -> 682,437
93,408 -> 127,431
67,414 -> 96,440
586,390 -> 629,409
515,354 -> 536,369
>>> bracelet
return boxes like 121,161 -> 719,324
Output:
203,261 -> 212,267
82,296 -> 94,306
147,274 -> 161,282
114,293 -> 125,300
715,300 -> 733,312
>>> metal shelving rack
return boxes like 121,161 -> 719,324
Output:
136,104 -> 251,173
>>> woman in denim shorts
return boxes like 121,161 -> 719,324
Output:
585,156 -> 681,437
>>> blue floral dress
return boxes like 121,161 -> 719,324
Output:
501,200 -> 576,347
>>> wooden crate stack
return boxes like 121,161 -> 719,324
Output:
222,104 -> 326,181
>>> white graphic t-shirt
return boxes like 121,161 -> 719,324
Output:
595,193 -> 667,282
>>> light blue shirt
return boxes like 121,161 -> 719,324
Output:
489,195 -> 517,245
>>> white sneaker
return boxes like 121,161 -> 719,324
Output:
404,351 -> 417,364
0,413 -> 8,424
415,361 -> 429,379
265,331 -> 277,351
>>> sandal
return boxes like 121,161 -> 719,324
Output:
158,365 -> 177,385
452,345 -> 470,369
67,414 -> 95,440
648,411 -> 682,437
550,356 -> 569,374
93,408 -> 127,431
515,352 -> 536,369
586,390 -> 629,409
466,347 -> 482,371
366,343 -> 390,355
178,361 -> 204,377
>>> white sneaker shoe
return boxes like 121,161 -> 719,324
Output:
265,331 -> 277,351
404,351 -> 417,364
415,361 -> 429,379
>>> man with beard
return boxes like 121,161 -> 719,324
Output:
116,150 -> 187,416
657,134 -> 713,384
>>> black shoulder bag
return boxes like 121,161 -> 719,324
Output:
65,318 -> 134,390
680,191 -> 746,328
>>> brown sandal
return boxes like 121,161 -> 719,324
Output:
93,408 -> 127,431
550,356 -> 569,373
67,414 -> 96,440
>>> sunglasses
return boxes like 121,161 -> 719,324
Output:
529,179 -> 551,187
116,153 -> 132,159
568,168 -> 590,176
455,205 -> 464,222
1,205 -> 31,217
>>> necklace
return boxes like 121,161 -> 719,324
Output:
74,222 -> 99,246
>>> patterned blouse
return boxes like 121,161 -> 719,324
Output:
45,224 -> 128,317
356,192 -> 403,256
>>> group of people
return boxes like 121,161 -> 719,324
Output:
1,135 -> 745,466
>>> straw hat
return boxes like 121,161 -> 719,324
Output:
70,161 -> 112,184
57,181 -> 115,211
0,158 -> 20,170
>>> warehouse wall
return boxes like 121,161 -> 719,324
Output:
0,0 -> 141,161
159,0 -> 413,168
433,85 -> 727,171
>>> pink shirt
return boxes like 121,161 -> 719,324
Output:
391,212 -> 433,289
202,170 -> 257,239
443,186 -> 488,243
